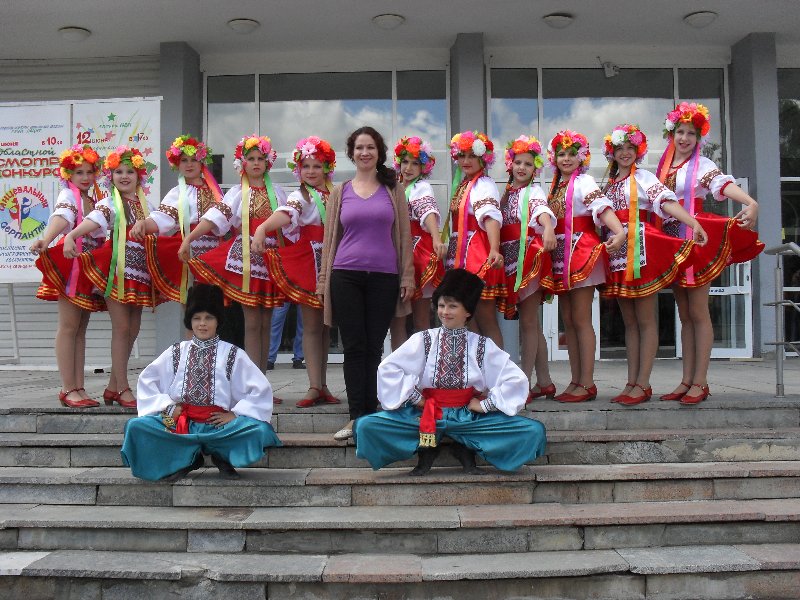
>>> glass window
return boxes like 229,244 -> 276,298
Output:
780,181 -> 800,344
542,68 -> 675,179
207,75 -> 256,186
779,69 -> 800,178
489,69 -> 539,181
679,68 -> 726,171
259,72 -> 392,185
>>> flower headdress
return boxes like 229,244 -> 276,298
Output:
504,135 -> 545,175
166,134 -> 212,169
663,102 -> 711,140
58,144 -> 101,182
233,135 -> 278,174
287,136 -> 336,180
449,130 -> 495,167
547,130 -> 591,174
393,136 -> 436,176
603,124 -> 648,163
103,145 -> 148,181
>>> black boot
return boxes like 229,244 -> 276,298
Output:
163,452 -> 205,482
211,454 -> 240,480
409,446 -> 441,476
449,442 -> 484,474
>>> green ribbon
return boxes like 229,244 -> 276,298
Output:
104,186 -> 127,299
306,184 -> 326,223
441,166 -> 463,244
513,183 -> 533,292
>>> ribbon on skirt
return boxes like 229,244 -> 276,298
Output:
65,182 -> 84,298
625,165 -> 642,281
561,171 -> 578,290
453,173 -> 482,269
440,166 -> 462,245
105,186 -> 150,300
513,182 -> 533,292
418,387 -> 477,447
240,172 -> 282,293
176,175 -> 191,303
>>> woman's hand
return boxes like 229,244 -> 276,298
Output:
172,404 -> 183,420
29,239 -> 47,255
487,248 -> 503,269
604,230 -> 626,254
129,220 -> 147,241
734,203 -> 759,231
178,239 -> 192,263
252,227 -> 267,253
692,222 -> 709,245
62,236 -> 79,259
467,398 -> 485,413
542,227 -> 557,252
400,286 -> 412,302
207,410 -> 236,427
432,238 -> 447,261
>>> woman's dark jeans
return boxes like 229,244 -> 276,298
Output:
330,269 -> 399,420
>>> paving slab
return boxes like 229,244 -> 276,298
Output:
21,549 -> 185,580
244,505 -> 460,529
323,553 -> 422,583
735,543 -> 800,569
0,551 -> 50,575
617,544 -> 760,574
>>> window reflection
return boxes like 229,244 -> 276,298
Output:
207,75 -> 256,186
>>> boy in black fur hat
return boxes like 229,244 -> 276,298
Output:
121,284 -> 282,481
354,269 -> 546,475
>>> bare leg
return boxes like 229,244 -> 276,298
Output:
532,322 -> 553,389
243,305 -> 266,371
74,309 -> 91,398
106,299 -> 137,398
260,307 -> 273,370
412,298 -> 433,333
559,293 -> 579,394
518,291 -> 542,384
389,315 -> 408,351
616,298 -> 639,395
300,304 -> 325,401
684,284 -> 713,400
55,297 -> 85,402
623,294 -> 659,401
671,286 -> 694,395
474,299 -> 503,349
568,286 -> 597,395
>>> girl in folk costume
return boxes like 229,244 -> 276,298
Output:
136,135 -> 224,305
446,130 -> 506,348
65,145 -> 162,408
121,284 -> 281,481
600,124 -> 708,405
539,131 -> 625,403
499,136 -> 557,403
354,269 -> 547,475
31,144 -> 105,408
252,136 -> 340,408
181,135 -> 288,374
388,135 -> 446,349
656,103 -> 763,404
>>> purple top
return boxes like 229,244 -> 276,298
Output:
333,182 -> 397,274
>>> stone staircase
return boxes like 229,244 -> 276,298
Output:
2,376 -> 800,599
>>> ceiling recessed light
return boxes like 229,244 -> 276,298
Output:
58,26 -> 91,42
372,14 -> 405,30
227,18 -> 261,35
683,11 -> 718,29
542,13 -> 574,29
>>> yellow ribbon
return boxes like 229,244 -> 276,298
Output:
625,165 -> 642,281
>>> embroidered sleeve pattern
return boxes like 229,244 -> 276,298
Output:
583,189 -> 603,208
699,168 -> 724,190
480,396 -> 497,413
54,202 -> 78,217
473,197 -> 500,213
405,387 -> 423,406
215,202 -> 233,221
646,182 -> 670,204
286,198 -> 304,213
171,342 -> 181,374
225,346 -> 237,380
422,330 -> 432,361
156,205 -> 179,223
477,336 -> 487,369
410,195 -> 438,222
97,205 -> 112,223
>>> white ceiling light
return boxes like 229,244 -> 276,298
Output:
683,11 -> 718,29
542,13 -> 574,29
372,14 -> 405,30
227,18 -> 261,34
58,26 -> 91,42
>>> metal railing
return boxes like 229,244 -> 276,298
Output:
764,242 -> 800,397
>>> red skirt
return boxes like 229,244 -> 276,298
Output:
540,216 -> 607,295
80,229 -> 162,308
601,209 -> 694,298
264,224 -> 323,308
410,220 -> 445,300
498,223 -> 551,318
34,237 -> 106,312
188,218 -> 286,308
661,208 -> 765,288
145,230 -> 221,303
445,213 -> 506,301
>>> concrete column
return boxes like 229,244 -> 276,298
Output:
155,42 -> 202,351
449,33 -> 487,133
729,33 -> 781,355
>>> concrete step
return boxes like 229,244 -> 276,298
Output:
2,398 -> 799,435
2,428 -> 800,469
2,498 -> 800,555
1,462 -> 799,507
2,545 -> 800,599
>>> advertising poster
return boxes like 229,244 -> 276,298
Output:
0,104 -> 70,282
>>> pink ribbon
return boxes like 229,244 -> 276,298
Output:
561,171 -> 578,290
65,182 -> 83,298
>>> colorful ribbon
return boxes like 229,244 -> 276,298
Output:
177,175 -> 191,304
561,171 -> 578,290
625,165 -> 642,281
307,184 -> 326,223
240,175 -> 253,293
681,145 -> 700,285
201,165 -> 223,204
513,183 -> 533,292
65,182 -> 83,298
105,187 -> 127,300
453,172 -> 481,269
441,166 -> 463,245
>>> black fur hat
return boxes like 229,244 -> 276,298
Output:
183,284 -> 225,330
431,268 -> 484,317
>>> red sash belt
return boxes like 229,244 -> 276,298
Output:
300,223 -> 324,242
614,209 -> 649,223
175,404 -> 225,434
418,387 -> 476,447
410,220 -> 428,237
450,213 -> 480,234
500,223 -> 535,242
555,216 -> 594,235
